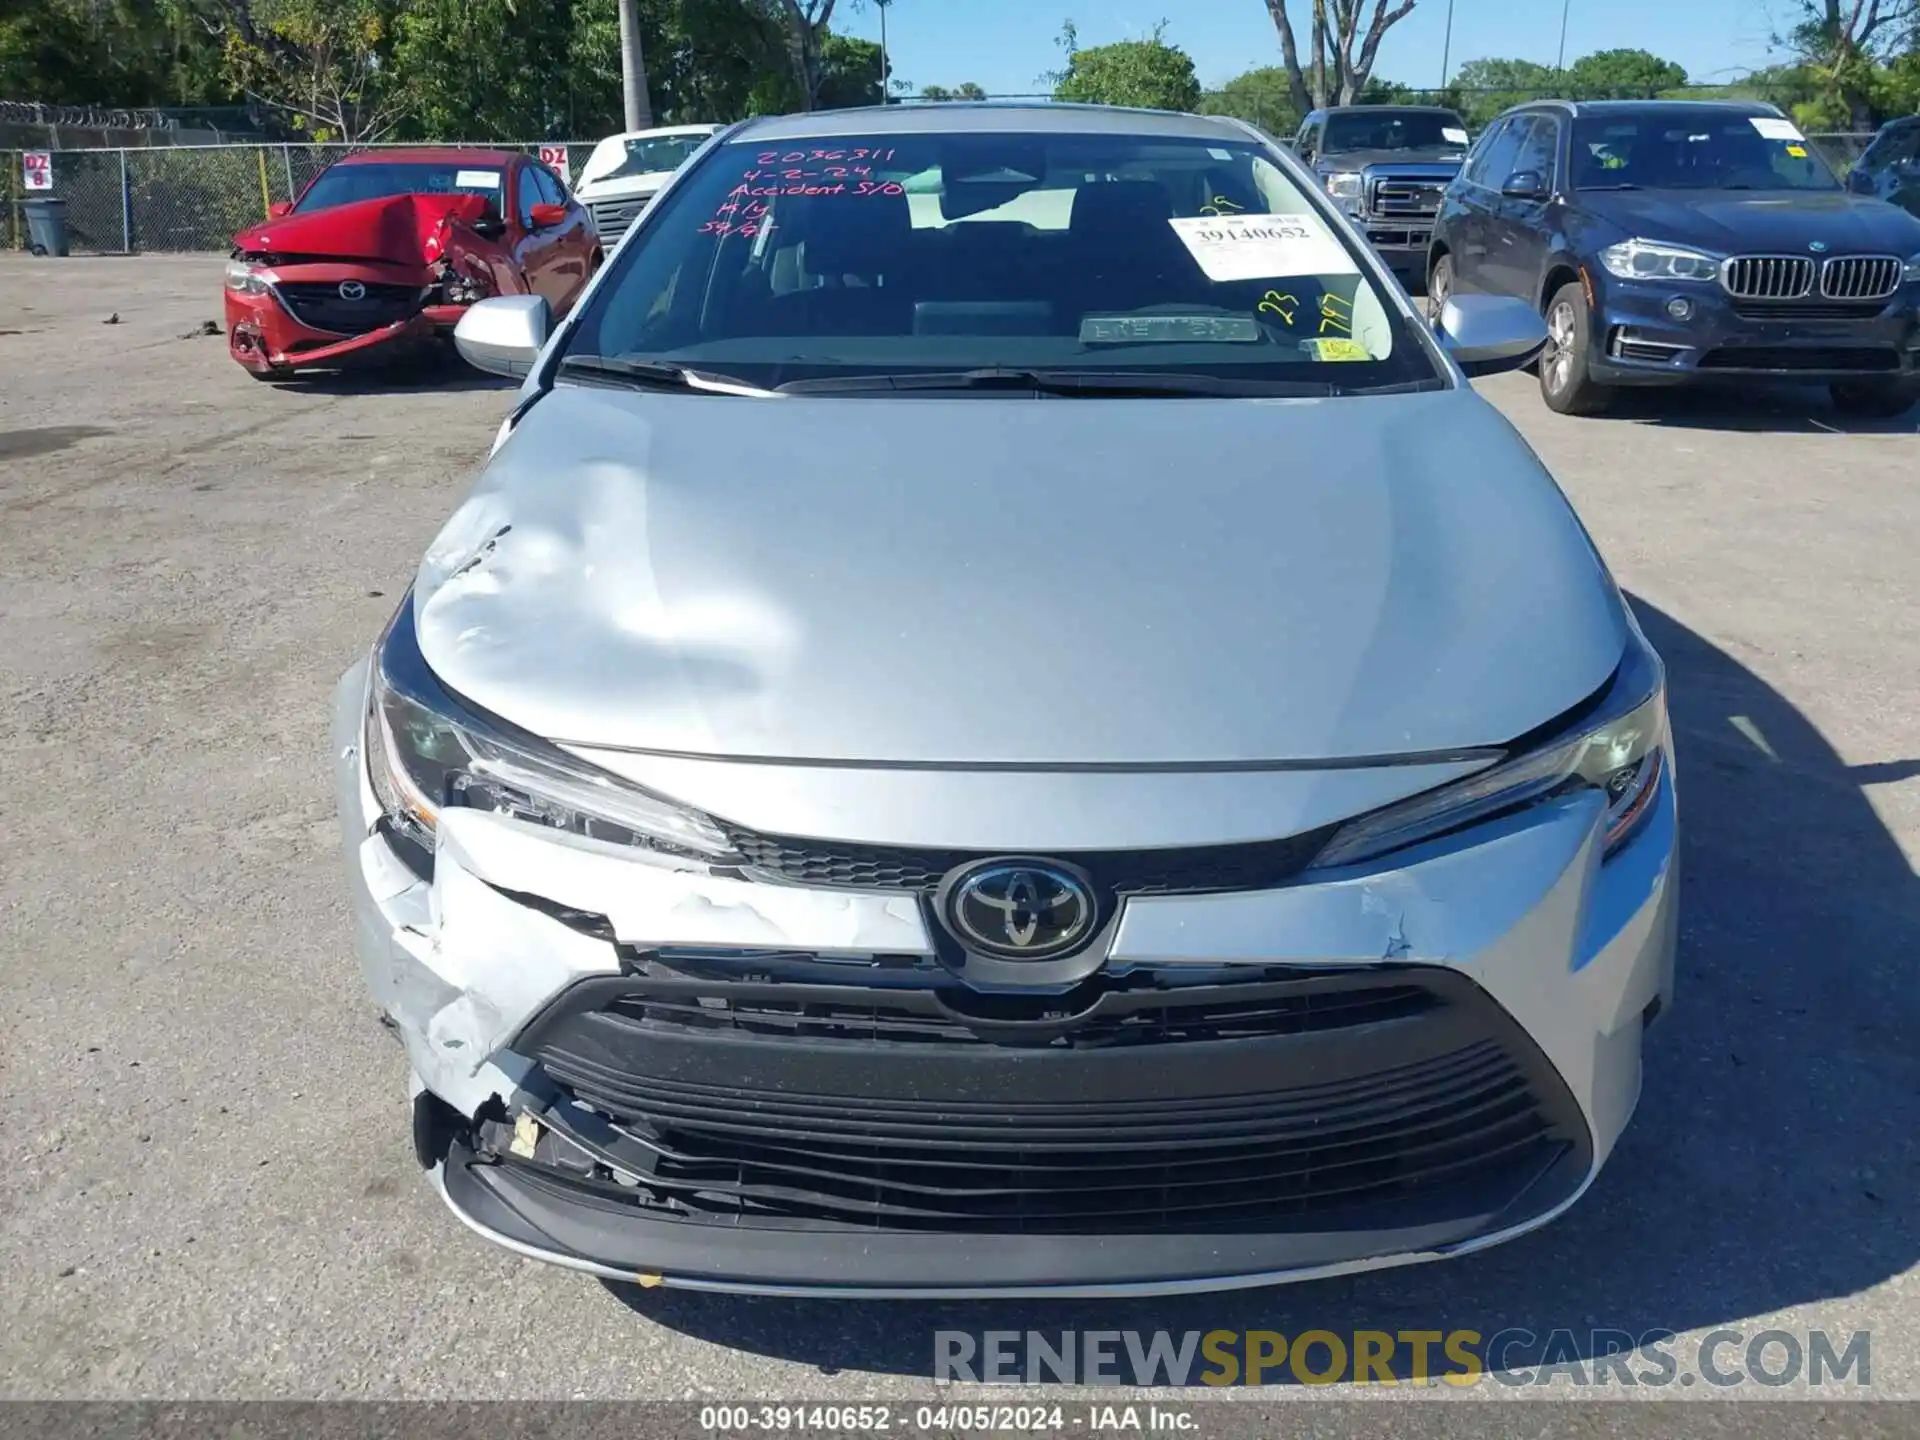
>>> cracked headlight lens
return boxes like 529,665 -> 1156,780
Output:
224,257 -> 270,294
363,594 -> 741,866
1311,629 -> 1668,871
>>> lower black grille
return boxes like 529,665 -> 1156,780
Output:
721,825 -> 1334,896
1698,345 -> 1898,372
1733,299 -> 1890,321
275,281 -> 422,334
507,963 -> 1588,1236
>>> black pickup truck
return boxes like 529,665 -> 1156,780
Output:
1290,105 -> 1473,285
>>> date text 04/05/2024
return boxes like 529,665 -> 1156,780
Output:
697,1404 -> 1198,1432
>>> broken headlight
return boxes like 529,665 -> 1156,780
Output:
1310,628 -> 1668,871
224,257 -> 270,295
364,594 -> 741,870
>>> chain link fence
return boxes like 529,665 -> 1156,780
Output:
2,140 -> 603,253
0,132 -> 1887,254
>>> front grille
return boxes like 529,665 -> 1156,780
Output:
564,960 -> 1440,1051
1367,177 -> 1445,219
1721,255 -> 1814,300
1698,344 -> 1899,372
1821,255 -> 1902,301
721,825 -> 1334,896
589,197 -> 650,242
274,281 -> 422,334
510,964 -> 1587,1235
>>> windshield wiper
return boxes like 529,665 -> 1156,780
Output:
556,355 -> 776,396
775,368 -> 1337,398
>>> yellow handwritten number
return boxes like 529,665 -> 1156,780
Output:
1258,290 -> 1299,325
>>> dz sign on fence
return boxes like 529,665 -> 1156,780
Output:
22,151 -> 53,191
539,145 -> 570,187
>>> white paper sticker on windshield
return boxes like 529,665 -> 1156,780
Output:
1168,213 -> 1357,283
1750,117 -> 1805,142
1443,126 -> 1470,145
455,169 -> 502,188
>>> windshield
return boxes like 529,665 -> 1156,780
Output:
1322,112 -> 1468,154
587,133 -> 714,184
561,129 -> 1439,395
1572,113 -> 1839,191
296,161 -> 504,214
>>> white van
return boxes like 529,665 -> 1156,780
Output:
574,125 -> 724,246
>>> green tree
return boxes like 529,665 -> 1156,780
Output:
1051,21 -> 1201,111
1199,65 -> 1300,137
1563,47 -> 1688,98
1450,55 -> 1556,126
917,80 -> 988,100
815,30 -> 886,107
0,0 -> 230,108
955,80 -> 988,99
1787,0 -> 1918,128
221,0 -> 407,141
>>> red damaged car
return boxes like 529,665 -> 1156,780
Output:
225,148 -> 599,379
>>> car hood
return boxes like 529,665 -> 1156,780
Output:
1321,148 -> 1466,172
1576,187 -> 1920,252
411,386 -> 1627,765
233,192 -> 492,263
576,171 -> 675,203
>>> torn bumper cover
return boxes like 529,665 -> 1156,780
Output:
332,658 -> 1676,1298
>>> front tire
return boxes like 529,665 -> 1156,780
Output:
1829,378 -> 1920,419
1426,254 -> 1454,326
1539,283 -> 1611,416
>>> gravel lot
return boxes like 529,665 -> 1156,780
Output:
3,254 -> 1917,1406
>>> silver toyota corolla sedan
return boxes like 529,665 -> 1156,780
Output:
333,103 -> 1677,1297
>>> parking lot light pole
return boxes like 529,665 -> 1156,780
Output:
618,0 -> 654,131
1440,0 -> 1455,88
1555,0 -> 1572,73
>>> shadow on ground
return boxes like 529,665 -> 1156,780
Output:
603,597 -> 1920,1383
1593,381 -> 1920,434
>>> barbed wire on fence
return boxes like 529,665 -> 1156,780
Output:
0,126 -> 1888,255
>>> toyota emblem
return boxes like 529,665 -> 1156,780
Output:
941,860 -> 1096,960
338,279 -> 367,300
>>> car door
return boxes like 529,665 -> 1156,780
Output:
1860,122 -> 1920,217
1484,114 -> 1559,302
511,161 -> 569,308
533,162 -> 594,305
1449,117 -> 1521,293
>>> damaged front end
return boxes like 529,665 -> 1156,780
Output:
225,195 -> 512,376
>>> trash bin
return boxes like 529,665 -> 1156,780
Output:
24,197 -> 70,257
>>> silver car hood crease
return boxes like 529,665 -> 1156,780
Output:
414,386 -> 1627,765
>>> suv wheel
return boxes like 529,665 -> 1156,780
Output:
1426,254 -> 1454,325
1540,283 -> 1611,416
1829,378 -> 1920,419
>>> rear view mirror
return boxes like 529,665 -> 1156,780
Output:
1437,294 -> 1548,378
453,295 -> 551,378
1846,169 -> 1874,194
529,202 -> 570,229
268,200 -> 293,219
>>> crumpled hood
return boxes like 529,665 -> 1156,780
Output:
412,386 -> 1627,765
233,192 -> 491,264
1577,188 -> 1920,253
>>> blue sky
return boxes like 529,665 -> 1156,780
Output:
848,0 -> 1792,98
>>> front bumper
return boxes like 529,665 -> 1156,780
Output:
1359,223 -> 1433,278
226,265 -> 467,374
1587,273 -> 1920,386
332,658 -> 1678,1297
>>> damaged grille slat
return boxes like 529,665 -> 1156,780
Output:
274,280 -> 425,334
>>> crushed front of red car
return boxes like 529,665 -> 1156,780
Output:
226,193 -> 523,376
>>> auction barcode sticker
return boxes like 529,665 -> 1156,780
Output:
1168,212 -> 1357,282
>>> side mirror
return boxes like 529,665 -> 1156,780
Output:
1846,168 -> 1874,194
268,200 -> 293,219
529,202 -> 570,229
1500,169 -> 1550,201
453,295 -> 550,378
1437,293 -> 1548,378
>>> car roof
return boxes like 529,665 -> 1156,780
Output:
1319,105 -> 1462,116
335,147 -> 525,167
595,125 -> 723,142
733,102 -> 1259,144
1512,98 -> 1783,119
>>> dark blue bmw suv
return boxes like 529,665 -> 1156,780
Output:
1428,99 -> 1920,416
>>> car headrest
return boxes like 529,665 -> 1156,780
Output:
1067,181 -> 1175,243
788,190 -> 914,277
